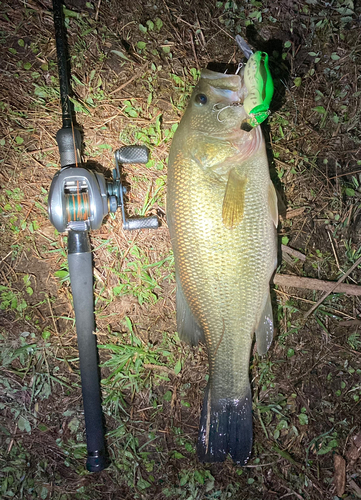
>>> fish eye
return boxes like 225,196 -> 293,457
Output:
195,93 -> 208,105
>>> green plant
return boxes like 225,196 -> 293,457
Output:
100,317 -> 169,408
0,285 -> 27,316
112,245 -> 173,305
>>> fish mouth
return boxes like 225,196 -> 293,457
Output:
200,69 -> 245,109
201,69 -> 243,92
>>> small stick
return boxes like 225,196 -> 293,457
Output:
329,169 -> 361,180
327,230 -> 341,271
273,273 -> 361,297
281,244 -> 306,261
0,251 -> 12,264
27,146 -> 57,154
274,288 -> 354,319
190,31 -> 199,69
47,294 -> 60,337
110,63 -> 148,95
7,423 -> 17,453
95,0 -> 101,21
304,254 -> 361,318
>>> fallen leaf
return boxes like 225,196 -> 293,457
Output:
280,206 -> 306,220
346,433 -> 361,465
334,454 -> 346,497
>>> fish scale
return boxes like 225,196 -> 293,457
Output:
167,67 -> 277,463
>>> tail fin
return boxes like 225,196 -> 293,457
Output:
197,384 -> 252,464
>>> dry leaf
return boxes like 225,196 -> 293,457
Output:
346,433 -> 361,466
333,454 -> 346,497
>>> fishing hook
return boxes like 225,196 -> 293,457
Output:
235,62 -> 243,75
213,102 -> 241,122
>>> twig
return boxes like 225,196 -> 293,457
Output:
25,152 -> 45,168
274,288 -> 354,319
304,254 -> 361,318
243,461 -> 276,468
273,273 -> 361,297
7,423 -> 17,454
47,294 -> 60,337
189,31 -> 199,69
96,113 -> 122,129
0,251 -> 12,264
329,168 -> 361,180
93,267 -> 105,284
110,63 -> 148,95
27,146 -> 57,154
279,492 -> 304,500
210,20 -> 234,40
95,0 -> 101,21
136,405 -> 162,412
281,245 -> 306,261
327,230 -> 341,271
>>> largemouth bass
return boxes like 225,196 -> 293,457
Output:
166,55 -> 278,464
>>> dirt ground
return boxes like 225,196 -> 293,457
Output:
1,0 -> 361,499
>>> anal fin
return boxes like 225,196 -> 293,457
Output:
222,169 -> 247,229
255,292 -> 274,355
176,275 -> 205,346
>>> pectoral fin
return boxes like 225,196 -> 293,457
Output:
176,275 -> 205,346
255,292 -> 274,355
222,169 -> 247,229
268,181 -> 278,228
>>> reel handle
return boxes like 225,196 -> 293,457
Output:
114,147 -> 160,231
124,216 -> 159,231
116,145 -> 149,164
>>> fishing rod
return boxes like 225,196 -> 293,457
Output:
48,0 -> 158,472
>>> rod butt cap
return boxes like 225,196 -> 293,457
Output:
86,450 -> 107,473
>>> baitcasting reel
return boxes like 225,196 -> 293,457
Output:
48,144 -> 159,233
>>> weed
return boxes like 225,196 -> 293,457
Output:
343,239 -> 361,266
137,177 -> 165,215
53,262 -> 70,284
307,430 -> 339,460
170,69 -> 200,111
0,442 -> 52,499
100,317 -> 171,413
0,285 -> 27,316
111,245 -> 173,305
347,331 -> 361,350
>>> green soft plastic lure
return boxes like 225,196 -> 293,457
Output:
243,51 -> 274,128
